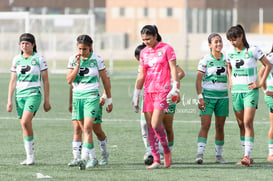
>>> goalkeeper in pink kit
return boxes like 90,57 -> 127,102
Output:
133,25 -> 180,169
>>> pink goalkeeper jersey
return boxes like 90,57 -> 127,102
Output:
139,42 -> 176,93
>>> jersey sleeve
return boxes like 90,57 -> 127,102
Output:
39,55 -> 48,71
10,56 -> 17,72
253,46 -> 265,60
97,55 -> 106,71
166,45 -> 176,61
267,53 -> 273,64
67,56 -> 75,69
197,57 -> 206,73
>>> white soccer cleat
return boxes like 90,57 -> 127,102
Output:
215,155 -> 226,164
20,158 -> 35,166
146,162 -> 161,169
195,154 -> 203,164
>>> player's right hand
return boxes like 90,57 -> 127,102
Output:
132,89 -> 141,113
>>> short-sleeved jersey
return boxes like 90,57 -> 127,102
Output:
11,52 -> 48,97
226,46 -> 264,93
266,52 -> 273,91
197,53 -> 228,99
67,52 -> 105,99
139,42 -> 176,93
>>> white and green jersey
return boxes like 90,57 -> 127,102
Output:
197,53 -> 228,99
266,52 -> 273,91
226,46 -> 264,93
67,52 -> 105,99
10,52 -> 48,97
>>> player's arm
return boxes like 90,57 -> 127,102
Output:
6,72 -> 17,112
132,66 -> 145,113
69,85 -> 73,113
67,54 -> 80,84
176,65 -> 185,80
100,69 -> 113,112
227,63 -> 232,90
255,56 -> 272,89
167,59 -> 180,103
196,70 -> 205,111
41,69 -> 51,112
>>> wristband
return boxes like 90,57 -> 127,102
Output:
264,89 -> 269,94
101,93 -> 107,99
134,89 -> 141,97
106,98 -> 112,106
198,94 -> 203,99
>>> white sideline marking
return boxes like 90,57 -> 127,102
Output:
0,116 -> 269,124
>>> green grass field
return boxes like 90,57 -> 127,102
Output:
0,65 -> 273,180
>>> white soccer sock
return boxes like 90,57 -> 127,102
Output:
89,148 -> 96,160
72,141 -> 82,159
215,145 -> 223,156
269,144 -> 273,155
244,141 -> 253,157
140,120 -> 148,149
98,139 -> 107,157
241,140 -> 245,153
81,147 -> 90,161
24,139 -> 34,160
197,142 -> 206,155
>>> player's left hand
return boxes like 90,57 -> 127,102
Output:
106,98 -> 113,113
44,101 -> 51,112
248,81 -> 261,89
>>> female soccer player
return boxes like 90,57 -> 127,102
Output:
6,33 -> 51,165
259,45 -> 273,162
226,24 -> 271,166
134,44 -> 185,165
133,25 -> 180,169
195,33 -> 228,164
67,34 -> 113,170
67,85 -> 109,167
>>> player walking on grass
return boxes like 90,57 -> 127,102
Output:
6,33 -> 51,165
258,45 -> 273,162
66,35 -> 112,170
134,44 -> 185,165
226,24 -> 271,166
67,85 -> 109,167
195,33 -> 228,164
133,25 -> 180,169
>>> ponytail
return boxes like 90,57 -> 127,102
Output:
226,24 -> 249,49
140,25 -> 162,42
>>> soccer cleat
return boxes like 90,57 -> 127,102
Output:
99,154 -> 109,166
267,155 -> 273,162
241,156 -> 250,166
20,159 -> 35,166
164,152 -> 172,168
144,155 -> 154,165
78,159 -> 87,170
68,158 -> 80,167
236,157 -> 254,165
215,155 -> 226,164
146,161 -> 161,169
195,154 -> 203,164
86,159 -> 98,169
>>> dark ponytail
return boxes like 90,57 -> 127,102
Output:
226,24 -> 249,49
19,33 -> 37,54
140,25 -> 162,42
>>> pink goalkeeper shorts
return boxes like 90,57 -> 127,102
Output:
142,92 -> 169,112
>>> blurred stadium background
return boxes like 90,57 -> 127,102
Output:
0,0 -> 273,73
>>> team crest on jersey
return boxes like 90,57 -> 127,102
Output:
157,50 -> 163,57
31,59 -> 37,65
244,52 -> 249,59
90,61 -> 95,67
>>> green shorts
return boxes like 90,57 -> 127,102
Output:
264,95 -> 273,113
16,94 -> 42,119
94,106 -> 103,124
231,89 -> 259,112
72,96 -> 100,120
200,97 -> 229,117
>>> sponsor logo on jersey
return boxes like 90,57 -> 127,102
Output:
157,50 -> 163,57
